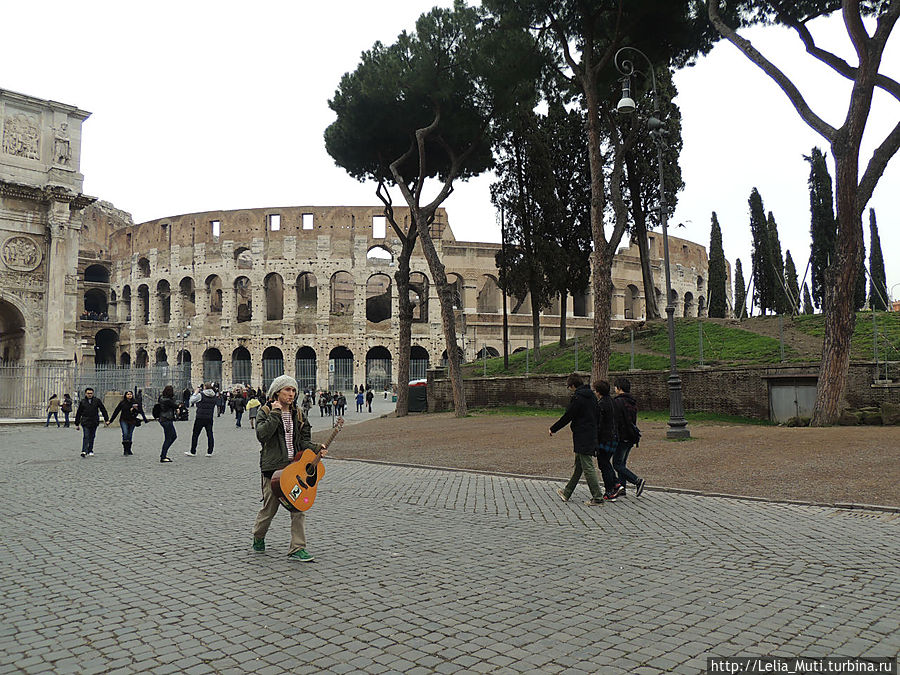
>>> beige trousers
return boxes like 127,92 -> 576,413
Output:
252,476 -> 307,554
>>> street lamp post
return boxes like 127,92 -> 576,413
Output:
615,46 -> 690,439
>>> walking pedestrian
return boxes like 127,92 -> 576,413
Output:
251,375 -> 326,562
355,390 -> 364,413
593,380 -> 621,501
233,391 -> 247,428
187,384 -> 217,456
61,393 -> 73,427
550,373 -> 604,505
107,390 -> 149,456
612,377 -> 645,498
247,395 -> 261,429
155,385 -> 178,463
74,387 -> 109,458
365,388 -> 374,413
45,394 -> 60,427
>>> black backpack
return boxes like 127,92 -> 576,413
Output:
152,402 -> 162,418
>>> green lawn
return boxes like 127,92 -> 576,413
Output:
793,311 -> 900,361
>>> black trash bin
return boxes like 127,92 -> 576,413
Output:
408,380 -> 427,412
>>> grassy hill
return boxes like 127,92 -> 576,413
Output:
460,312 -> 900,378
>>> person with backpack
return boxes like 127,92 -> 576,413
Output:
611,377 -> 646,498
550,373 -> 604,506
593,380 -> 623,501
107,390 -> 149,456
61,393 -> 73,427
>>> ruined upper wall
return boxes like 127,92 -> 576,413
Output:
108,205 -> 453,258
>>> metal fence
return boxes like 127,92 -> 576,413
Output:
232,358 -> 252,386
366,358 -> 392,391
0,363 -> 72,419
329,357 -> 353,392
203,359 -> 222,385
262,358 -> 285,392
295,358 -> 316,391
410,358 -> 429,381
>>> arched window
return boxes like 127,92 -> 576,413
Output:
366,274 -> 392,323
122,285 -> 132,322
120,352 -> 131,367
234,247 -> 253,269
206,275 -> 222,314
410,345 -> 429,381
440,346 -> 465,368
137,258 -> 151,278
297,273 -> 318,312
203,348 -> 223,384
410,272 -> 428,323
232,346 -> 252,384
447,273 -> 465,310
83,289 -> 108,316
157,280 -> 171,324
93,329 -> 118,366
477,275 -> 501,313
625,284 -> 641,320
366,246 -> 393,264
295,346 -> 317,391
135,348 -> 149,368
328,346 -> 353,391
264,273 -> 284,321
155,347 -> 168,365
234,277 -> 252,322
683,291 -> 694,318
137,285 -> 150,325
262,346 -> 285,391
180,277 -> 196,317
84,264 -> 110,283
330,272 -> 354,315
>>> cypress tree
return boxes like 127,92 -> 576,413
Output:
784,250 -> 800,315
707,211 -> 727,318
802,282 -> 815,315
748,188 -> 771,314
734,258 -> 747,319
868,208 -> 888,310
805,148 -> 836,309
767,211 -> 788,314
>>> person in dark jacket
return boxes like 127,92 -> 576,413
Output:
593,380 -> 622,501
74,388 -> 109,458
549,373 -> 604,506
187,384 -> 218,456
612,377 -> 645,497
61,393 -> 73,427
252,374 -> 326,562
157,385 -> 179,463
233,391 -> 247,428
107,390 -> 149,456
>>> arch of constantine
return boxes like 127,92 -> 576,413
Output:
1,88 -> 730,409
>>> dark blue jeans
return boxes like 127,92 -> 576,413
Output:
596,449 -> 619,492
613,441 -> 640,487
81,425 -> 98,454
120,420 -> 134,442
159,420 -> 177,459
235,410 -> 243,427
190,418 -> 214,454
46,412 -> 59,427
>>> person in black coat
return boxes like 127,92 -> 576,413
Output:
157,385 -> 179,463
549,373 -> 604,505
593,380 -> 621,501
74,387 -> 109,458
107,390 -> 149,456
612,377 -> 645,497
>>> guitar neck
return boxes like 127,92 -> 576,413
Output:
321,423 -> 342,451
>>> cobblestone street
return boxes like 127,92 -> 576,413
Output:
1,421 -> 897,674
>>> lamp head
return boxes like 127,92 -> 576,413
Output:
616,77 -> 636,114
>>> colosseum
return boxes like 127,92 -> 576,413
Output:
1,89 -> 729,411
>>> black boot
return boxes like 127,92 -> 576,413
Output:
123,440 -> 133,456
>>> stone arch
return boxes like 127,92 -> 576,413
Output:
206,275 -> 223,314
698,296 -> 706,317
83,288 -> 108,316
669,288 -> 680,315
475,345 -> 500,359
179,276 -> 196,317
683,291 -> 694,318
264,272 -> 284,321
203,347 -> 223,384
330,271 -> 354,315
329,345 -> 354,391
296,272 -> 318,312
625,284 -> 641,320
410,345 -> 430,380
232,346 -> 252,384
366,245 -> 393,263
294,345 -> 317,391
137,257 -> 150,278
157,280 -> 171,324
697,276 -> 704,291
477,275 -> 501,313
234,246 -> 253,269
155,346 -> 168,364
262,346 -> 285,391
135,348 -> 149,368
93,329 -> 118,366
120,352 -> 131,367
137,284 -> 150,324
440,346 -> 465,367
234,277 -> 252,322
365,346 -> 392,390
410,272 -> 428,323
366,273 -> 392,323
84,264 -> 109,283
447,273 -> 465,310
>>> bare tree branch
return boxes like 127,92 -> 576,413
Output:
857,119 -> 900,212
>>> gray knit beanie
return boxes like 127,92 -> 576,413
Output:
267,374 -> 299,399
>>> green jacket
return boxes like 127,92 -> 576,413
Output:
255,404 -> 317,473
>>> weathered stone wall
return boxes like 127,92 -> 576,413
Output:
426,362 -> 900,420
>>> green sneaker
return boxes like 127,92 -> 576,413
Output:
288,549 -> 314,562
252,538 -> 265,552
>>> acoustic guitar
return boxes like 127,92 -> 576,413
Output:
271,416 -> 343,512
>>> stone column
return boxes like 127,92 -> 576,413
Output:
282,280 -> 297,325
41,201 -> 70,361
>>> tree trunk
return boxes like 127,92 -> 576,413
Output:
417,219 -> 467,417
625,150 -> 660,320
558,293 -> 567,347
811,152 -> 862,426
592,245 -> 614,382
530,287 -> 541,363
393,237 -> 415,417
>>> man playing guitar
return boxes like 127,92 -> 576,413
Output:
252,375 -> 326,562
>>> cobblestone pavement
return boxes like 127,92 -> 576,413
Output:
1,422 -> 897,675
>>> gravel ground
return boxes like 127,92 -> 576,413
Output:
320,411 -> 900,508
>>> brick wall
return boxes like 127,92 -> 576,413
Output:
427,362 -> 900,420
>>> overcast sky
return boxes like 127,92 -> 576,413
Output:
2,1 -> 898,302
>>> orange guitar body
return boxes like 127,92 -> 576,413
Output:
271,448 -> 325,512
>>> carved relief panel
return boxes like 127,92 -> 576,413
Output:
1,235 -> 43,272
2,113 -> 41,161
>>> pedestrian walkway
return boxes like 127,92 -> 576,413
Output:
0,424 -> 897,674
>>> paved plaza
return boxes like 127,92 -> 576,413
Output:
1,417 -> 897,675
